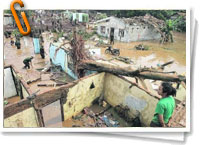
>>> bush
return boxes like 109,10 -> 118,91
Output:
11,29 -> 23,37
77,30 -> 97,40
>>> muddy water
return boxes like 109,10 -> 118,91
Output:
99,32 -> 186,74
4,34 -> 61,95
5,96 -> 20,104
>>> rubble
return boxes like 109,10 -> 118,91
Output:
113,56 -> 134,64
135,44 -> 149,51
3,10 -> 186,128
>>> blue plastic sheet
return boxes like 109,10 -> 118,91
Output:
33,38 -> 40,54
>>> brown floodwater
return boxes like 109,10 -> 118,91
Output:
3,34 -> 65,95
4,32 -> 186,127
98,32 -> 186,74
5,96 -> 20,104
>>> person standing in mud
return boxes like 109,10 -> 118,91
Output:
10,36 -> 14,46
110,31 -> 114,45
15,35 -> 21,49
40,45 -> 45,59
39,35 -> 45,59
23,56 -> 34,69
150,82 -> 176,127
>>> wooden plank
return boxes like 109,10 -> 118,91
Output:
4,99 -> 32,119
33,88 -> 68,109
138,77 -> 148,90
117,75 -> 161,100
181,81 -> 186,89
35,109 -> 45,127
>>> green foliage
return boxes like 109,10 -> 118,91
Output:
4,10 -> 12,14
12,29 -> 23,37
77,30 -> 97,40
96,13 -> 107,20
4,100 -> 8,105
172,16 -> 186,32
98,39 -> 104,44
58,32 -> 64,38
144,45 -> 150,50
95,10 -> 186,32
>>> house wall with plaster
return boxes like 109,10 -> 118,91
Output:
4,107 -> 39,127
63,73 -> 105,120
3,15 -> 14,26
4,67 -> 30,99
103,73 -> 158,126
49,43 -> 96,80
96,17 -> 161,42
4,67 -> 17,98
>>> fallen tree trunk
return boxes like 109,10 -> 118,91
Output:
79,60 -> 186,82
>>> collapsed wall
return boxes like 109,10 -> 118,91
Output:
4,108 -> 39,127
4,71 -> 185,128
4,66 -> 30,99
4,72 -> 105,127
63,72 -> 105,120
103,73 -> 158,126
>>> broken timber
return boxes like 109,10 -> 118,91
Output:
79,60 -> 186,83
118,75 -> 161,100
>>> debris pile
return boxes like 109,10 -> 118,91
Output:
70,30 -> 92,78
135,44 -> 149,51
114,104 -> 141,127
170,100 -> 186,127
123,14 -> 170,43
113,56 -> 134,64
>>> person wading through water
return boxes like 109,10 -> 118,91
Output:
150,82 -> 176,127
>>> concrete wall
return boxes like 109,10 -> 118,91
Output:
97,17 -> 161,42
103,73 -> 158,126
21,84 -> 29,99
4,67 -> 17,98
4,108 -> 39,127
64,53 -> 78,80
63,73 -> 105,120
175,85 -> 186,103
97,17 -> 125,39
3,16 -> 13,26
49,43 -> 97,80
5,67 -> 30,99
128,25 -> 161,41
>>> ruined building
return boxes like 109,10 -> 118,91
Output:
94,14 -> 165,42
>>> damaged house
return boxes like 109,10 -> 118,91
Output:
95,14 -> 165,42
3,34 -> 186,128
3,63 -> 186,128
3,10 -> 186,128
